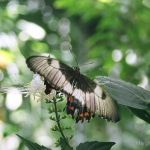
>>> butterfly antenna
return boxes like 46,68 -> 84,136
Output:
98,68 -> 109,84
79,62 -> 93,67
70,49 -> 79,67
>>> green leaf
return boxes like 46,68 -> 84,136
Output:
16,134 -> 51,150
57,114 -> 61,120
61,125 -> 65,130
61,114 -> 68,119
76,141 -> 115,150
66,126 -> 73,130
96,76 -> 150,123
70,132 -> 75,139
96,76 -> 150,110
45,100 -> 52,103
58,108 -> 63,112
65,136 -> 69,141
55,139 -> 60,147
51,125 -> 59,131
47,107 -> 55,114
60,137 -> 73,150
127,106 -> 150,124
56,94 -> 65,102
49,116 -> 56,121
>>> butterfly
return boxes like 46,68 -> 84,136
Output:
26,56 -> 120,123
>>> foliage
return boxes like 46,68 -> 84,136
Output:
17,134 -> 52,150
17,94 -> 115,150
17,135 -> 115,150
76,141 -> 115,150
46,94 -> 74,147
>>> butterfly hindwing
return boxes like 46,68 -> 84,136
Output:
74,74 -> 120,122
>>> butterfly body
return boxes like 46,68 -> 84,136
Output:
26,56 -> 120,123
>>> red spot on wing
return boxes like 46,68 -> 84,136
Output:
79,114 -> 84,118
84,112 -> 89,117
68,96 -> 73,103
70,107 -> 74,111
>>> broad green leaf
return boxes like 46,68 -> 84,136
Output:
96,76 -> 150,110
76,141 -> 115,150
16,134 -> 51,150
60,137 -> 73,150
127,107 -> 150,124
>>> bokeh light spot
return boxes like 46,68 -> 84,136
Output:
59,18 -> 70,35
138,75 -> 148,89
112,50 -> 123,62
60,42 -> 72,52
98,0 -> 112,3
19,31 -> 29,41
6,63 -> 19,76
6,88 -> 22,110
0,50 -> 13,68
126,52 -> 137,65
17,20 -> 46,40
6,1 -> 19,18
48,20 -> 58,31
36,136 -> 53,147
41,6 -> 52,16
47,34 -> 59,45
60,35 -> 71,43
1,135 -> 19,150
10,110 -> 27,124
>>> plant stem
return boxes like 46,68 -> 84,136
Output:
53,98 -> 66,141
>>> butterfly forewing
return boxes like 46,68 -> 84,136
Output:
26,56 -> 120,123
26,56 -> 74,90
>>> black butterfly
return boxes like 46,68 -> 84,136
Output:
26,56 -> 120,123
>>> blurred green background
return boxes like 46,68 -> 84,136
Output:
0,0 -> 150,149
